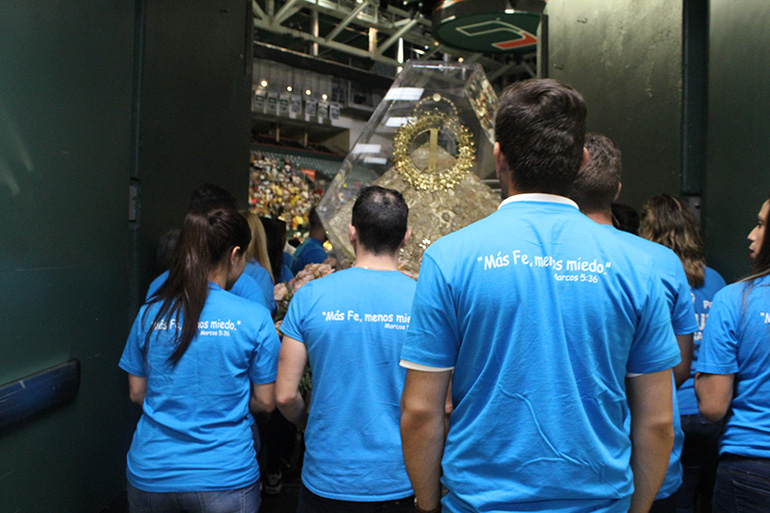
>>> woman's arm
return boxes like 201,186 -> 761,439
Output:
128,374 -> 147,405
694,372 -> 734,421
250,381 -> 276,415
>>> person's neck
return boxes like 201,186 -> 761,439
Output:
310,228 -> 325,242
584,209 -> 613,226
354,249 -> 400,271
208,267 -> 227,288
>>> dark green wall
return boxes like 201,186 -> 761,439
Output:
0,2 -> 136,511
704,1 -> 770,282
135,0 -> 253,299
546,0 -> 683,211
0,1 -> 253,511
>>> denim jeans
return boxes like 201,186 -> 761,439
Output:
297,483 -> 414,513
127,481 -> 260,513
712,457 -> 770,513
676,414 -> 724,513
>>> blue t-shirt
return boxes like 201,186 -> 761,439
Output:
280,252 -> 294,283
400,195 -> 681,513
244,260 -> 277,315
678,267 -> 726,415
280,267 -> 416,501
147,270 -> 273,314
609,227 -> 698,499
697,276 -> 770,459
119,283 -> 280,492
290,237 -> 327,275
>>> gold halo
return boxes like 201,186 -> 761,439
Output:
393,109 -> 475,191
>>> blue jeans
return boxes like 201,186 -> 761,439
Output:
297,483 -> 414,513
713,457 -> 770,513
676,414 -> 724,513
127,481 -> 260,513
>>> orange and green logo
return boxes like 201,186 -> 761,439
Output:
432,0 -> 544,54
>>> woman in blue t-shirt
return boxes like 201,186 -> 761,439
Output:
119,208 -> 279,513
696,195 -> 770,513
640,194 -> 727,513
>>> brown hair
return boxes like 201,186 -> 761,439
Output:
569,133 -> 622,213
639,194 -> 705,287
147,208 -> 251,364
495,78 -> 587,196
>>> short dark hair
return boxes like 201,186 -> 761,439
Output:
495,79 -> 587,196
308,206 -> 323,230
351,186 -> 408,255
570,133 -> 622,213
188,183 -> 238,212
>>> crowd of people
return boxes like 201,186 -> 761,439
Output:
119,78 -> 770,513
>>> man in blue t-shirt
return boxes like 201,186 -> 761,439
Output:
570,133 -> 698,513
289,207 -> 329,275
399,79 -> 680,513
276,186 -> 416,512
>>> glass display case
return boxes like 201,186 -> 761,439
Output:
318,60 -> 500,275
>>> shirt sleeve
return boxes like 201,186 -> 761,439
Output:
627,269 -> 682,374
119,309 -> 149,377
696,285 -> 740,375
248,313 -> 281,384
400,252 -> 461,369
671,262 -> 699,335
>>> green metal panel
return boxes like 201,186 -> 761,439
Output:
704,1 -> 770,281
0,1 -> 136,511
135,0 -> 253,298
546,0 -> 683,211
0,0 -> 254,511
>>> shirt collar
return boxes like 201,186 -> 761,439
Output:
498,193 -> 579,210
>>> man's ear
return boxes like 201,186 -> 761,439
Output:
400,228 -> 412,249
494,142 -> 506,179
348,223 -> 357,246
614,182 -> 622,202
579,147 -> 590,173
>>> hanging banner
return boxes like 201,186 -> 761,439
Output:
279,94 -> 290,116
267,93 -> 279,115
305,97 -> 318,118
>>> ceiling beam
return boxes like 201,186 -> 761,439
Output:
375,17 -> 420,56
273,0 -> 304,26
254,16 -> 401,66
325,0 -> 371,42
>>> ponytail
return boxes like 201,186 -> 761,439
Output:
145,208 -> 251,364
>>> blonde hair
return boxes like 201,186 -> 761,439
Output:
639,194 -> 705,287
240,210 -> 274,283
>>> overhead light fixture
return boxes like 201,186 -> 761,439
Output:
322,93 -> 328,101
260,80 -> 268,87
286,86 -> 293,92
384,87 -> 424,101
384,117 -> 415,127
352,143 -> 382,154
306,89 -> 312,96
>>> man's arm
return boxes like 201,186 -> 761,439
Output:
626,369 -> 675,513
694,372 -> 734,422
275,336 -> 309,430
400,368 -> 452,512
128,374 -> 147,405
673,333 -> 694,389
